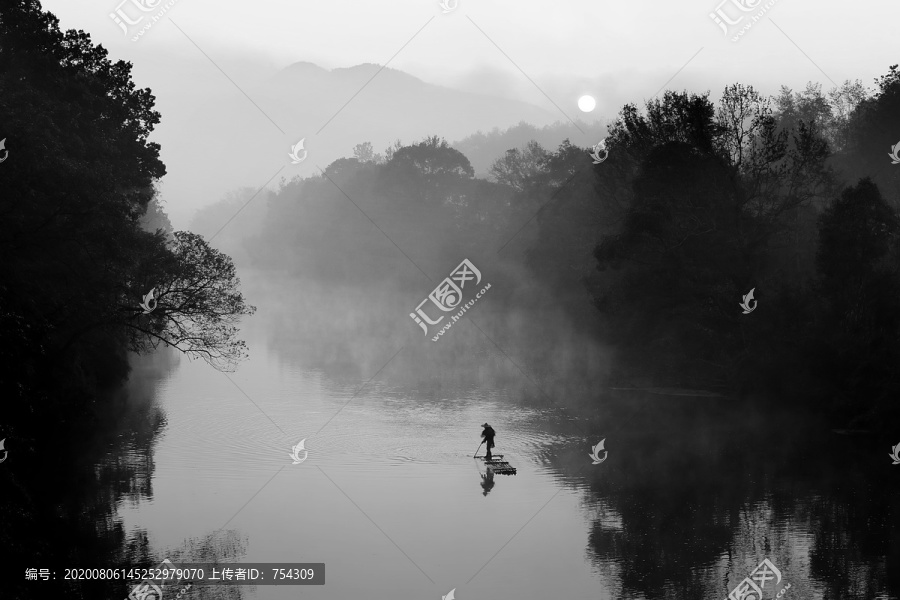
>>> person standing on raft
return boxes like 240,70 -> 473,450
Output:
481,423 -> 496,461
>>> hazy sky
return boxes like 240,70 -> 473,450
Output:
41,0 -> 900,227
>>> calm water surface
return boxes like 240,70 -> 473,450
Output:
95,276 -> 898,600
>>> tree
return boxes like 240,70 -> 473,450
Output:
489,140 -> 549,192
524,138 -> 609,286
387,135 -> 474,178
817,179 -> 899,309
380,136 -> 475,206
772,83 -> 832,137
716,83 -> 773,168
607,90 -> 718,159
826,79 -> 869,151
454,120 -> 608,179
322,156 -> 367,185
125,231 -> 256,370
814,178 -> 900,419
593,86 -> 836,386
140,196 -> 174,236
718,84 -> 835,281
837,65 -> 900,210
770,79 -> 870,155
352,141 -> 375,162
594,141 -> 743,382
0,0 -> 256,426
382,138 -> 403,163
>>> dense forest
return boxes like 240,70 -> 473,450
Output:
2,0 -> 900,597
216,78 -> 899,429
0,2 -> 256,596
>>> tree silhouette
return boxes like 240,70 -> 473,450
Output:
380,136 -> 475,206
352,141 -> 376,162
812,178 -> 900,420
489,140 -> 550,192
387,135 -> 475,179
838,64 -> 900,209
0,0 -> 255,428
593,86 -> 836,387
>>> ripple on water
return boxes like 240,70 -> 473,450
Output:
158,390 -> 584,487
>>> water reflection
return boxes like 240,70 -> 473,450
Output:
111,345 -> 899,600
479,469 -> 495,497
19,347 -> 253,599
46,273 -> 900,600
567,397 -> 900,600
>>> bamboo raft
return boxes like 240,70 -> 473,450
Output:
476,455 -> 517,475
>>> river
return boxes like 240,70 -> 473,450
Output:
79,273 -> 898,600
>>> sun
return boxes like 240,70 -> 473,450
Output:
578,95 -> 596,112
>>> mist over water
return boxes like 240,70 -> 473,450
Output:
56,268 -> 893,600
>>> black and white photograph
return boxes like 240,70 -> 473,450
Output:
1,0 -> 899,598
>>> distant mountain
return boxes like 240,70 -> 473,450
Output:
451,119 -> 612,178
160,61 -> 570,221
